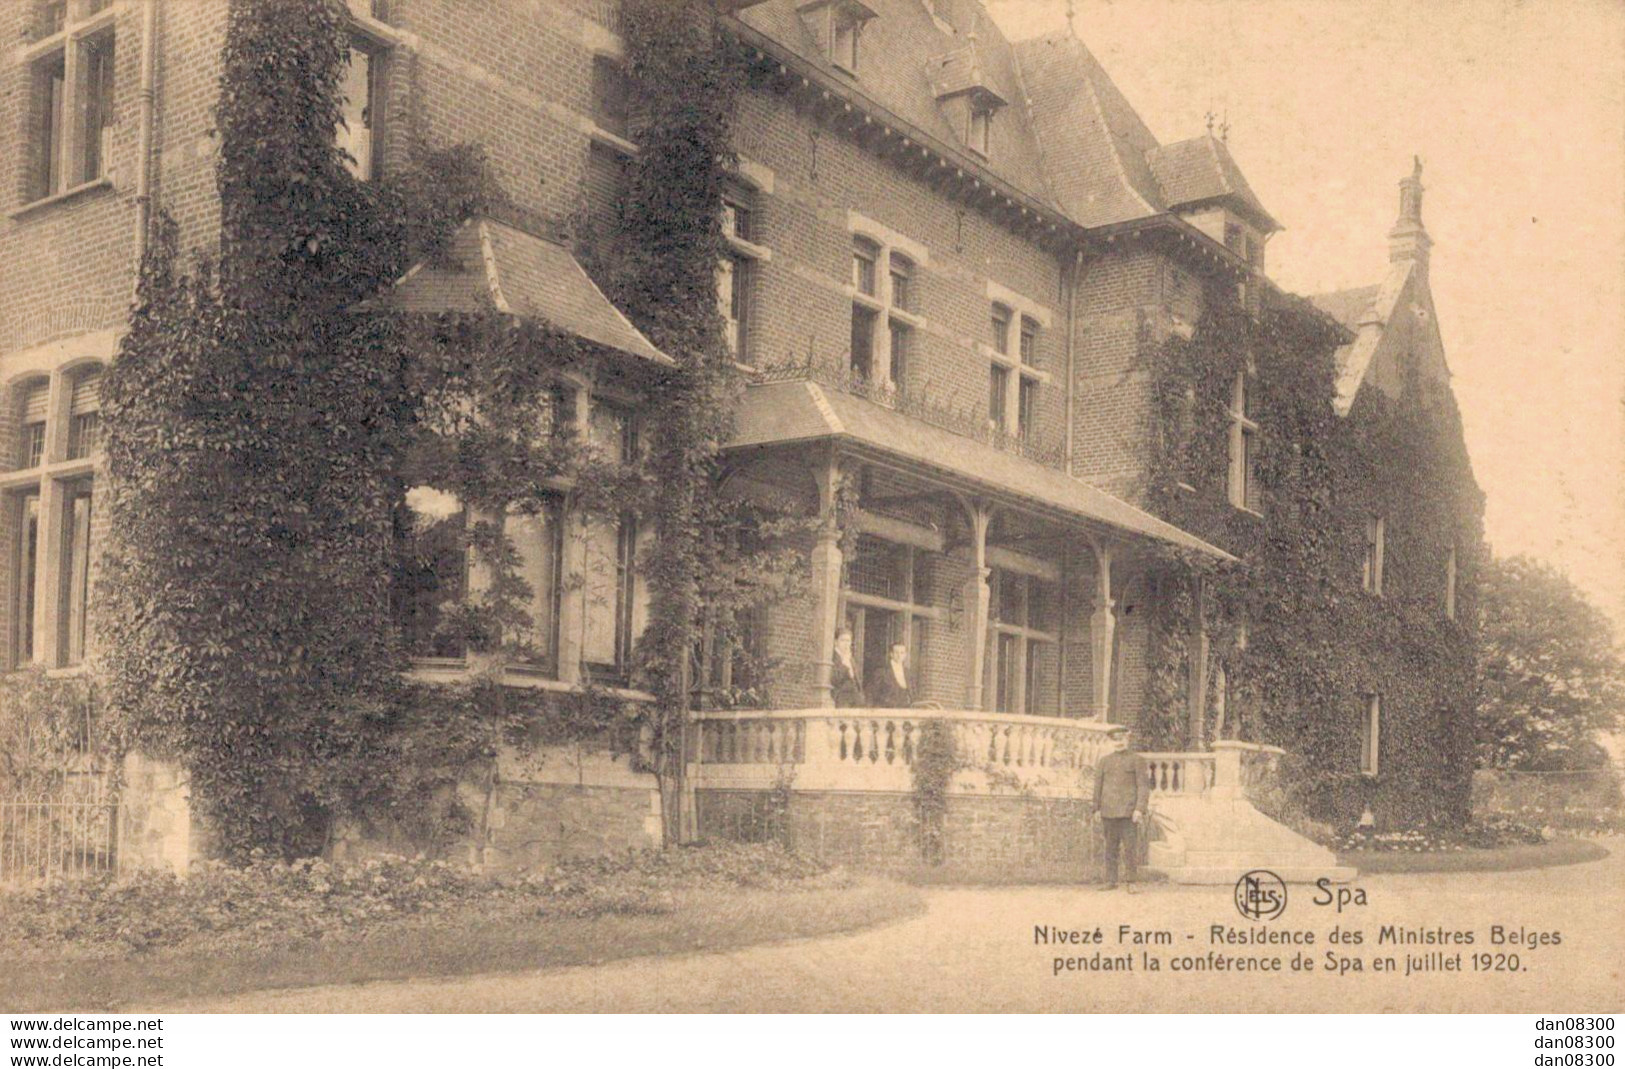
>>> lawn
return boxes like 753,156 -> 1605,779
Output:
5,881 -> 920,1012
0,842 -> 926,1012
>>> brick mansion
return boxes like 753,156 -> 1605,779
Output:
0,0 -> 1481,882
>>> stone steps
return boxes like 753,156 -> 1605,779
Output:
1147,793 -> 1356,886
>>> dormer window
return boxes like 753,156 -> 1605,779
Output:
928,42 -> 1007,159
832,10 -> 859,71
967,106 -> 992,157
799,0 -> 877,75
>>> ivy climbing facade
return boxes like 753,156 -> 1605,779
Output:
0,0 -> 1480,876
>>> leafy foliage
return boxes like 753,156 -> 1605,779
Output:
96,0 -> 600,856
1475,555 -> 1625,771
1141,297 -> 1484,828
909,719 -> 964,864
0,842 -> 844,959
577,0 -> 760,842
97,0 -> 799,857
0,672 -> 100,798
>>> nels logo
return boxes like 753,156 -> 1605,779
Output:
1234,870 -> 1288,921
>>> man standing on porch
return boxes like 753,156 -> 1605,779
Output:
870,642 -> 914,707
1092,727 -> 1149,893
832,628 -> 865,707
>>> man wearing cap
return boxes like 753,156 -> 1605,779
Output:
1092,726 -> 1150,892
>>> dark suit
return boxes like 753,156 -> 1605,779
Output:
1093,748 -> 1150,885
831,656 -> 865,707
868,666 -> 913,708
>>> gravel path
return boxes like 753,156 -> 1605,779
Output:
170,841 -> 1624,1012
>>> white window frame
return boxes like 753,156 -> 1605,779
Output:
21,0 -> 118,205
1362,514 -> 1385,595
337,36 -> 382,180
719,186 -> 770,366
1359,694 -> 1381,776
847,219 -> 928,392
967,105 -> 992,157
2,355 -> 106,672
1227,369 -> 1260,512
987,568 -> 1059,716
986,304 -> 1046,437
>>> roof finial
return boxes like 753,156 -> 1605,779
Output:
1219,110 -> 1230,143
1065,0 -> 1077,38
1398,155 -> 1425,226
1390,154 -> 1431,267
1204,110 -> 1216,135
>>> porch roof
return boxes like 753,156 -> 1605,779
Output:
386,218 -> 674,367
730,380 -> 1236,561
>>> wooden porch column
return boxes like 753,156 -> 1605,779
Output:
1188,573 -> 1209,749
1089,541 -> 1114,721
962,501 -> 992,709
808,451 -> 844,708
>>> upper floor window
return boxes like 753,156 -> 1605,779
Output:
800,0 -> 875,76
832,10 -> 861,72
850,235 -> 918,389
967,106 -> 993,157
990,303 -> 1012,356
852,237 -> 879,298
718,187 -> 760,362
337,40 -> 381,180
1227,370 -> 1260,511
590,55 -> 631,141
26,1 -> 117,203
988,304 -> 1043,440
889,255 -> 914,314
1359,694 -> 1381,775
1362,514 -> 1385,595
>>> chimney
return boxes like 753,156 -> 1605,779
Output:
1388,155 -> 1432,270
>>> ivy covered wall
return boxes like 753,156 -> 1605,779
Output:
1135,278 -> 1483,829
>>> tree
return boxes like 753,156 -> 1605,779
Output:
1476,555 -> 1625,770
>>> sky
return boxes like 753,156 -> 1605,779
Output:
985,0 -> 1625,633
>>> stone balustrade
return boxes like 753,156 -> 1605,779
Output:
694,708 -> 1121,798
1139,752 -> 1216,796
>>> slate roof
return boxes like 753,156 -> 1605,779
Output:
1307,284 -> 1381,330
731,380 -> 1235,560
1012,32 -> 1164,227
1146,135 -> 1282,232
735,0 -> 1057,206
1308,273 -> 1412,416
389,219 -> 672,366
730,3 -> 1281,239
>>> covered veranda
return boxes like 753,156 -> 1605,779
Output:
702,374 -> 1234,789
